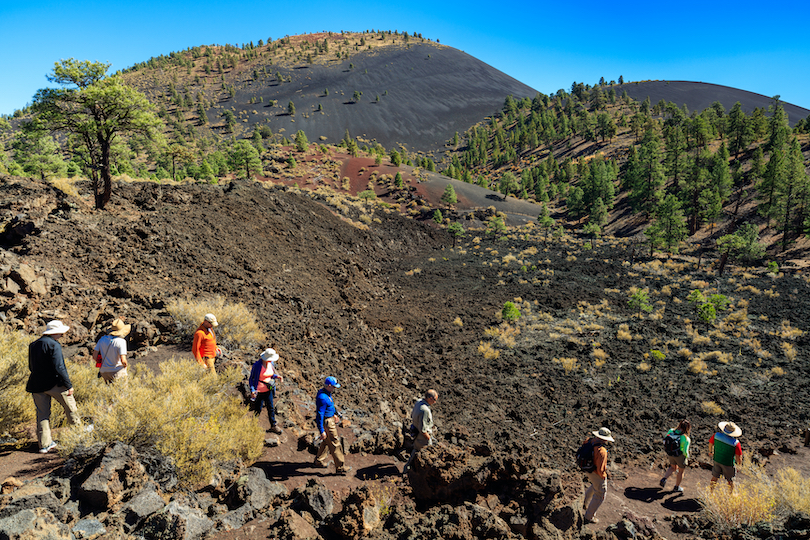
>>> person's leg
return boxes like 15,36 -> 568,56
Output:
315,416 -> 335,467
326,417 -> 346,471
584,471 -> 607,521
404,433 -> 429,473
205,356 -> 216,376
675,466 -> 685,487
32,393 -> 52,449
267,388 -> 276,427
663,464 -> 676,479
47,386 -> 80,426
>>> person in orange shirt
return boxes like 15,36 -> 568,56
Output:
582,427 -> 615,524
192,313 -> 221,372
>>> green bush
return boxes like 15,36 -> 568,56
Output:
60,360 -> 263,486
0,327 -> 35,435
502,302 -> 521,322
167,295 -> 264,351
628,289 -> 653,313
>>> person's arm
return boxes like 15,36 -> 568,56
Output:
708,433 -> 715,458
421,405 -> 433,439
116,337 -> 128,367
594,445 -> 608,479
192,330 -> 203,361
735,442 -> 742,465
50,341 -> 73,390
315,393 -> 327,437
681,434 -> 690,459
248,362 -> 260,395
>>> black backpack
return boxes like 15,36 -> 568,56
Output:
664,431 -> 682,456
575,440 -> 597,472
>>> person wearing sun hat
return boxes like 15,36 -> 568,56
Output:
582,426 -> 615,524
248,347 -> 284,434
192,313 -> 221,373
313,376 -> 350,475
709,421 -> 743,491
26,320 -> 83,454
94,318 -> 131,384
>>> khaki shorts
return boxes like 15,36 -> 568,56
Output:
667,454 -> 687,468
712,461 -> 736,481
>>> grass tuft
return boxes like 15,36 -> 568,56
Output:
167,296 -> 263,351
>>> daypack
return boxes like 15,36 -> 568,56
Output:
575,440 -> 596,472
664,431 -> 682,456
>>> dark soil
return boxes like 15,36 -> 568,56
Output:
2,173 -> 810,538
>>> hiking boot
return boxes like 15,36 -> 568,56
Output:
584,517 -> 599,524
312,460 -> 329,469
659,478 -> 667,488
336,466 -> 352,476
674,485 -> 684,493
39,441 -> 57,454
269,425 -> 283,434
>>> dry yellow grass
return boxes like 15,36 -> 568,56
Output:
477,341 -> 500,360
701,401 -> 725,415
617,324 -> 632,341
166,296 -> 263,351
553,357 -> 579,372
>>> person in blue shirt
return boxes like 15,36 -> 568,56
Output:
313,376 -> 350,475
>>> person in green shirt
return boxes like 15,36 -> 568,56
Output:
660,419 -> 691,492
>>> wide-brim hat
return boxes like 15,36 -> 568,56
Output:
260,348 -> 279,362
43,320 -> 70,335
204,313 -> 219,327
718,421 -> 742,438
592,427 -> 615,442
109,318 -> 131,337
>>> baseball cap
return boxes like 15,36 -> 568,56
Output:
325,376 -> 341,388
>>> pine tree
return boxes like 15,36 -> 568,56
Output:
646,194 -> 688,255
441,184 -> 458,205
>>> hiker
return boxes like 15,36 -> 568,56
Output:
26,321 -> 84,454
660,419 -> 691,492
192,313 -> 221,372
578,427 -> 615,524
403,389 -> 439,474
94,318 -> 131,384
709,421 -> 743,491
313,376 -> 351,475
249,348 -> 284,434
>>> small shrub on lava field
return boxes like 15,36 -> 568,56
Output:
617,324 -> 632,341
636,362 -> 651,372
770,367 -> 785,377
628,288 -> 653,314
0,326 -> 35,434
49,177 -> 81,199
781,342 -> 797,361
590,348 -> 608,367
167,296 -> 263,351
778,320 -> 804,340
689,358 -> 711,375
678,348 -> 693,358
698,476 -> 775,530
501,302 -> 521,322
699,350 -> 733,365
477,342 -> 500,360
700,401 -> 724,415
553,357 -> 578,372
58,360 -> 264,486
452,317 -> 463,327
650,349 -> 665,361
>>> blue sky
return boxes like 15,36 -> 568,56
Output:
2,0 -> 809,116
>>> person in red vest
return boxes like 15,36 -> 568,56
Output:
192,313 -> 221,372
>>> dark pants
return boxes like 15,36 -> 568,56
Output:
252,388 -> 276,426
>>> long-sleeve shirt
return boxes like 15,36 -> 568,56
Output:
411,398 -> 434,435
26,335 -> 72,392
315,388 -> 338,433
191,324 -> 217,363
